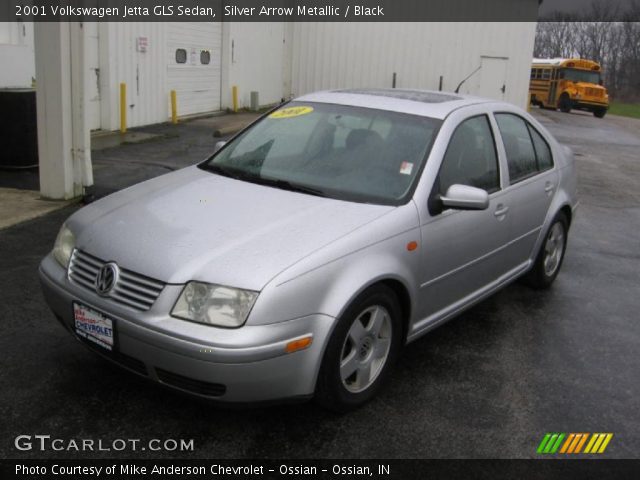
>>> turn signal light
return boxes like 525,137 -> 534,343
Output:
407,241 -> 418,251
285,336 -> 313,353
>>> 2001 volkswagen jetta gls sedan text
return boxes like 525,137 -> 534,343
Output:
40,89 -> 577,411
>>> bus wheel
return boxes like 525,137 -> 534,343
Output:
559,94 -> 572,113
594,108 -> 607,119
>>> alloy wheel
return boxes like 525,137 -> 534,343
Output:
339,305 -> 392,393
543,222 -> 565,277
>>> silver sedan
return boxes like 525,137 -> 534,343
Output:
39,89 -> 578,411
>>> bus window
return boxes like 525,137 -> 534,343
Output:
541,70 -> 551,80
561,69 -> 601,84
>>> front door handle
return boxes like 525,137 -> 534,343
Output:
494,204 -> 509,218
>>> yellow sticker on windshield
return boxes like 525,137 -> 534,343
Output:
269,106 -> 314,119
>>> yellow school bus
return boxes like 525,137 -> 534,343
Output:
529,58 -> 609,118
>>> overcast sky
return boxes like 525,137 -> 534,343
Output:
539,0 -> 633,16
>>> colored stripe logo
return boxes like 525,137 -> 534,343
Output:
537,433 -> 613,454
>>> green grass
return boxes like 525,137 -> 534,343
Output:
608,102 -> 640,119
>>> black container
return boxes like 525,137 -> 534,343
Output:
0,88 -> 38,169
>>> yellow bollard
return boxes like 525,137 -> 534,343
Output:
232,85 -> 238,113
170,90 -> 178,124
120,83 -> 127,133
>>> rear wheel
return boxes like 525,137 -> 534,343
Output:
523,212 -> 568,289
559,94 -> 572,113
315,285 -> 402,412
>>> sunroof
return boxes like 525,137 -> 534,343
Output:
335,88 -> 462,104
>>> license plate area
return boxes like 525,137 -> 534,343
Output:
72,302 -> 116,352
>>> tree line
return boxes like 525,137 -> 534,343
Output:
535,1 -> 640,101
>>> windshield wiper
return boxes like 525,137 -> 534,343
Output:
202,164 -> 328,198
202,163 -> 258,182
259,178 -> 328,198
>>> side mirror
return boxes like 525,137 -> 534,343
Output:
440,184 -> 489,211
214,140 -> 227,152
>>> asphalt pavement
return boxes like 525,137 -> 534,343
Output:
0,108 -> 638,459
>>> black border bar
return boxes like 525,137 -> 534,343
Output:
3,459 -> 640,480
7,0 -> 542,22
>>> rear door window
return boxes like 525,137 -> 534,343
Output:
528,124 -> 554,171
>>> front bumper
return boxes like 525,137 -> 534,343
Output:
39,254 -> 335,403
572,99 -> 608,111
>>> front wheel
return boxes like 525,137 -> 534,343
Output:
559,94 -> 572,113
315,285 -> 402,412
594,108 -> 607,119
523,213 -> 568,289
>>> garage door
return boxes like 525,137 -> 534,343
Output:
167,22 -> 222,116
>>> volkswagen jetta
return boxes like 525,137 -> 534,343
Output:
40,89 -> 578,411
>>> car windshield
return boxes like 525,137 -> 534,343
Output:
561,68 -> 601,84
200,102 -> 441,205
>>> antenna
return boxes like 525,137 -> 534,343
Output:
455,65 -> 482,94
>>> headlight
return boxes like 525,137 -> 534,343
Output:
52,224 -> 75,268
171,282 -> 258,328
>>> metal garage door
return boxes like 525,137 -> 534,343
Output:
167,22 -> 222,116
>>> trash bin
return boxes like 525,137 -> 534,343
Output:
0,88 -> 38,169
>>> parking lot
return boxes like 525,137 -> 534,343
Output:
1,108 -> 639,459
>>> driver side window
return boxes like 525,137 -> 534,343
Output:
437,115 -> 500,196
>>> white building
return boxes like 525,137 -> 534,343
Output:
1,21 -> 536,131
0,20 -> 35,88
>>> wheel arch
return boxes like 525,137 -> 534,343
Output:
529,200 -> 573,264
378,278 -> 412,344
560,204 -> 573,228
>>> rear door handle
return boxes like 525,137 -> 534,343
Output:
545,181 -> 555,193
494,205 -> 509,217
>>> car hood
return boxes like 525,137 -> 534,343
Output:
71,166 -> 394,290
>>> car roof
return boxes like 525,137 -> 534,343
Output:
294,88 -> 496,120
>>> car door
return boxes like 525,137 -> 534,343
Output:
492,112 -> 559,267
415,113 -> 515,329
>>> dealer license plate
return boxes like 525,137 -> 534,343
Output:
73,302 -> 115,352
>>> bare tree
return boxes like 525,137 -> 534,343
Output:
535,1 -> 640,101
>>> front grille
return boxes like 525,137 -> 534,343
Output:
111,351 -> 148,376
585,87 -> 603,98
68,249 -> 165,311
84,341 -> 148,377
156,368 -> 227,397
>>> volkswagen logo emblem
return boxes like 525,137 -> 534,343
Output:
95,263 -> 119,296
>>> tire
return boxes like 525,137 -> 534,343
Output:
523,212 -> 569,289
559,94 -> 572,113
594,108 -> 607,119
315,284 -> 403,412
